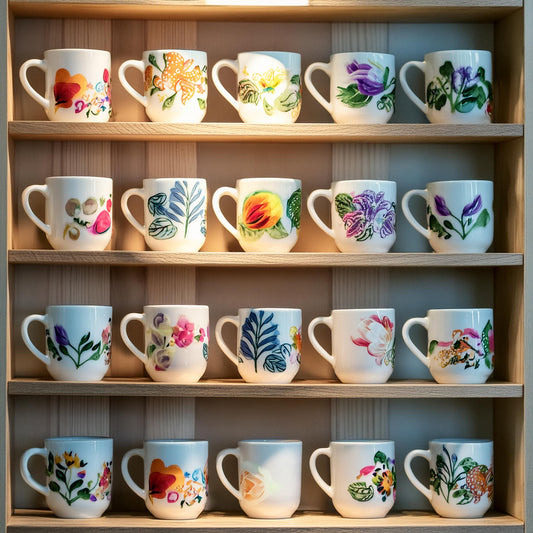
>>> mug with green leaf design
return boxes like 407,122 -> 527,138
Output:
121,178 -> 207,252
212,178 -> 301,252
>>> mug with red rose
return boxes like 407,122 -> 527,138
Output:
120,305 -> 209,383
121,440 -> 208,520
22,176 -> 113,251
19,48 -> 111,122
309,440 -> 396,518
118,50 -> 208,123
308,309 -> 395,384
404,439 -> 493,518
212,178 -> 301,252
402,180 -> 493,253
402,308 -> 494,384
307,180 -> 396,253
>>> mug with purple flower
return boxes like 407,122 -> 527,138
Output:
307,180 -> 396,253
401,180 -> 493,253
305,52 -> 395,124
120,305 -> 209,383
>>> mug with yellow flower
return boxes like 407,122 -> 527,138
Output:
20,437 -> 113,518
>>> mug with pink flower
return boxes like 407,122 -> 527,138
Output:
120,305 -> 209,383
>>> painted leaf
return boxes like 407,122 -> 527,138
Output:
148,217 -> 177,240
458,457 -> 478,474
374,451 -> 387,465
47,336 -> 61,360
203,344 -> 208,361
198,98 -> 206,110
56,469 -> 67,483
482,320 -> 493,357
47,452 -> 54,476
336,84 -> 372,108
49,481 -> 61,493
163,93 -> 177,110
80,332 -> 90,345
238,79 -> 260,105
455,97 -> 477,114
148,193 -> 168,216
148,54 -> 162,71
429,339 -> 439,354
80,341 -> 93,353
335,193 -> 354,219
439,61 -> 454,79
348,481 -> 374,502
69,479 -> 84,491
90,342 -> 102,360
429,213 -> 452,239
263,353 -> 287,373
266,219 -> 289,240
239,310 -> 280,368
273,85 -> 301,112
470,208 -> 491,231
287,189 -> 301,230
239,223 -> 264,241
263,98 -> 274,116
77,488 -> 92,500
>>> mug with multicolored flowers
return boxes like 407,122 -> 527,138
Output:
121,440 -> 208,520
118,50 -> 208,123
307,180 -> 396,253
120,305 -> 209,383
305,52 -> 395,124
19,48 -> 111,122
308,309 -> 395,383
309,440 -> 396,518
20,437 -> 113,518
212,178 -> 301,252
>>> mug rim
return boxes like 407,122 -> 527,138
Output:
142,49 -> 207,55
44,436 -> 113,442
45,305 -> 112,310
332,179 -> 396,185
330,439 -> 395,445
142,177 -> 206,183
44,48 -> 111,54
331,308 -> 395,314
424,49 -> 492,57
239,307 -> 302,313
330,52 -> 395,59
45,176 -> 112,181
236,177 -> 301,184
142,304 -> 209,310
144,439 -> 208,445
426,308 -> 493,312
426,179 -> 493,186
237,51 -> 301,57
238,439 -> 302,445
429,438 -> 492,444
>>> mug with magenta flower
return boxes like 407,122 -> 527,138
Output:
120,305 -> 208,383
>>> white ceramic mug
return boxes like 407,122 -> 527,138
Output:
20,437 -> 113,518
402,308 -> 494,384
399,50 -> 493,124
404,439 -> 493,518
305,52 -> 395,124
120,305 -> 209,383
22,176 -> 113,251
307,180 -> 396,253
402,180 -> 493,253
118,50 -> 207,123
212,178 -> 301,252
215,308 -> 301,383
21,305 -> 112,381
216,439 -> 302,519
212,51 -> 301,124
121,440 -> 208,520
310,440 -> 396,518
19,48 -> 111,122
121,178 -> 207,252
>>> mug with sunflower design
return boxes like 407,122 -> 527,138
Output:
118,50 -> 208,123
212,178 -> 301,252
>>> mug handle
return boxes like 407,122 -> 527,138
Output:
211,59 -> 239,112
304,62 -> 332,115
404,448 -> 433,502
120,313 -> 148,364
121,188 -> 146,235
307,316 -> 335,367
21,184 -> 51,235
306,189 -> 334,238
212,187 -> 240,240
309,446 -> 333,498
118,60 -> 148,108
399,60 -> 428,115
216,447 -> 242,501
19,59 -> 50,110
20,313 -> 50,366
214,315 -> 240,367
20,447 -> 49,496
121,448 -> 146,500
401,317 -> 430,368
401,189 -> 431,240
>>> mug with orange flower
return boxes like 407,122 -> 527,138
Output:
19,48 -> 111,122
118,50 -> 208,123
122,440 -> 208,520
212,178 -> 301,252
216,439 -> 302,519
308,309 -> 395,383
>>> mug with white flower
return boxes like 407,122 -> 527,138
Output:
308,308 -> 395,383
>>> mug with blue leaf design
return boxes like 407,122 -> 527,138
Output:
215,308 -> 302,383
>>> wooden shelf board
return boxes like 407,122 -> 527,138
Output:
7,510 -> 524,532
8,122 -> 524,144
8,378 -> 523,398
8,250 -> 524,268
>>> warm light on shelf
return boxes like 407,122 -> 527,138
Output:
207,0 -> 309,5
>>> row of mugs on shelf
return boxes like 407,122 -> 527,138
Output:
21,305 -> 495,385
19,48 -> 493,125
22,176 -> 495,253
20,437 -> 494,520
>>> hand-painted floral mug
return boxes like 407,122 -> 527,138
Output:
402,308 -> 494,384
121,440 -> 208,519
120,305 -> 209,383
22,176 -> 113,251
21,305 -> 112,381
305,52 -> 395,124
19,48 -> 112,122
307,180 -> 396,253
121,178 -> 207,252
20,436 -> 113,518
118,50 -> 207,123
212,178 -> 301,252
401,180 -> 493,253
